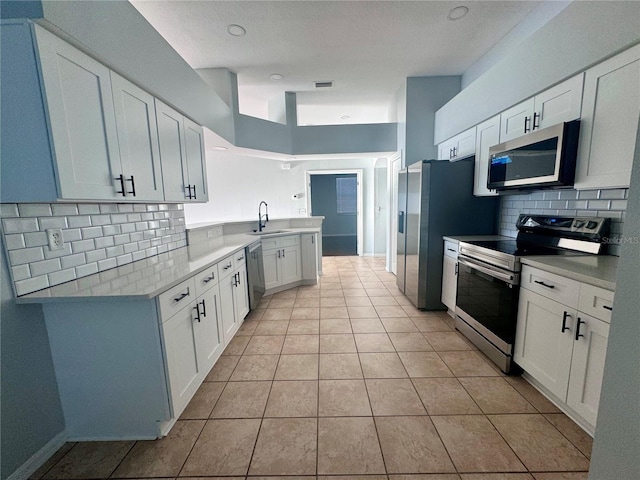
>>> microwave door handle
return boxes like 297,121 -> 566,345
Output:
458,257 -> 517,285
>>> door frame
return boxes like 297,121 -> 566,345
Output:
388,152 -> 401,273
306,169 -> 364,256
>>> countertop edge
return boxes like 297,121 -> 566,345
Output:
521,256 -> 618,291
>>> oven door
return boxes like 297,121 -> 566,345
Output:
455,256 -> 520,355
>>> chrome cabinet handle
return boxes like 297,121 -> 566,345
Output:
561,311 -> 571,333
534,280 -> 555,289
173,288 -> 190,303
203,273 -> 215,284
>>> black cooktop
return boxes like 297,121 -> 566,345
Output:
465,239 -> 584,257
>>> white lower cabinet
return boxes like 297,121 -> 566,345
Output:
441,241 -> 458,311
301,233 -> 319,282
514,265 -> 613,432
262,235 -> 303,292
218,251 -> 250,341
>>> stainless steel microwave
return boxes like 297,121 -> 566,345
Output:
487,120 -> 580,191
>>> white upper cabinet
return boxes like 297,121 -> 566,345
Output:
474,115 -> 500,196
35,25 -> 123,201
156,100 -> 208,203
500,74 -> 584,142
111,72 -> 164,201
437,127 -> 476,161
575,44 -> 640,190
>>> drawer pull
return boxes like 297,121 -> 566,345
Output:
447,248 -> 456,252
575,318 -> 585,341
173,289 -> 190,303
223,262 -> 232,270
237,255 -> 245,261
202,274 -> 215,284
534,280 -> 555,289
561,311 -> 571,333
603,305 -> 613,311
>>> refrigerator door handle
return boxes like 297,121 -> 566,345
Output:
398,211 -> 405,233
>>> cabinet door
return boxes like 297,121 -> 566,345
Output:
301,234 -> 318,282
34,25 -> 122,200
438,139 -> 455,160
281,245 -> 302,285
499,98 -> 535,142
454,127 -> 477,159
111,72 -> 164,201
474,116 -> 500,196
218,274 -> 237,344
514,289 -> 574,400
161,303 -> 201,417
441,255 -> 457,311
567,313 -> 609,428
262,249 -> 281,290
194,285 -> 224,375
535,74 -> 584,129
184,118 -> 209,203
233,267 -> 250,323
156,100 -> 189,201
575,44 -> 640,189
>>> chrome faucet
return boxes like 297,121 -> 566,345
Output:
258,201 -> 269,232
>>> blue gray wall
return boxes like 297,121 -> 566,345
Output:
1,251 -> 65,479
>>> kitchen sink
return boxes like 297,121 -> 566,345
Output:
248,230 -> 289,236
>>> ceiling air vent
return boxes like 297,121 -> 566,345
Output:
314,81 -> 334,89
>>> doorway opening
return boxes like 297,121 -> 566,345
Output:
307,170 -> 363,256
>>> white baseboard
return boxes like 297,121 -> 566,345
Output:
7,430 -> 68,480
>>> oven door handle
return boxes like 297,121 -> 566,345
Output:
458,257 -> 518,285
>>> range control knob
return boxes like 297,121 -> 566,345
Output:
574,220 -> 585,228
586,221 -> 598,230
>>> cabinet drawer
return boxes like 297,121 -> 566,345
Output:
521,265 -> 580,308
158,277 -> 196,320
218,253 -> 236,280
578,283 -> 614,323
194,264 -> 219,297
234,249 -> 247,267
262,235 -> 299,251
444,241 -> 458,259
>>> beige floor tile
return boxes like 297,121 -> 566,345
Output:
423,331 -> 473,351
354,333 -> 395,352
321,281 -> 342,289
375,416 -> 456,474
180,419 -> 260,476
320,289 -> 344,298
229,355 -> 279,381
249,418 -> 317,475
287,320 -> 320,334
366,288 -> 392,297
531,473 -> 589,480
275,354 -> 319,380
322,476 -> 388,480
504,376 -> 562,413
237,319 -> 259,335
393,295 -> 415,306
113,421 -> 204,477
361,281 -> 385,289
366,379 -> 426,415
296,289 -> 321,299
294,297 -> 320,308
543,413 -> 593,458
246,308 -> 266,321
398,352 -> 453,378
320,334 -> 357,353
320,318 -> 353,334
321,306 -> 349,318
318,379 -> 372,416
262,308 -> 293,320
254,321 -> 290,335
222,335 -> 250,355
369,296 -> 400,306
244,335 -> 285,355
210,381 -> 271,418
30,443 -> 77,480
264,381 -> 318,417
412,378 -> 482,415
432,415 -> 526,473
347,306 -> 378,318
268,298 -> 296,309
343,288 -> 368,297
319,353 -> 363,379
411,317 -> 453,332
359,352 -> 408,378
205,355 -> 240,381
488,414 -> 590,472
381,317 -> 419,332
282,334 -> 320,354
350,318 -> 387,333
345,296 -> 374,307
291,307 -> 321,319
459,377 -> 537,414
321,297 -> 347,307
388,332 -> 433,351
376,305 -> 409,318
180,382 -> 225,419
317,417 -> 386,474
438,351 -> 500,377
402,307 -> 439,318
44,441 -> 134,479
273,289 -> 298,299
461,475 -> 534,480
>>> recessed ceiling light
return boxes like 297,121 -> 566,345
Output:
211,146 -> 228,151
270,73 -> 284,81
448,5 -> 469,21
227,24 -> 246,36
340,115 -> 351,120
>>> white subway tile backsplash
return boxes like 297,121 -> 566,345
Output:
111,214 -> 128,223
18,204 -> 52,217
117,204 -> 134,213
61,253 -> 86,270
127,213 -> 142,222
99,204 -> 118,214
132,250 -> 146,262
95,236 -> 115,249
15,275 -> 49,296
30,258 -> 62,276
106,245 -> 125,258
43,243 -> 73,259
76,262 -> 99,278
120,223 -> 136,234
62,228 -> 82,242
599,189 -> 627,199
1,204 -> 19,217
588,200 -> 611,210
9,247 -> 44,265
113,233 -> 131,245
77,204 -> 100,215
12,264 -> 31,281
141,213 -> 154,221
85,249 -> 107,263
68,216 -> 92,228
98,258 -> 117,271
5,234 -> 26,250
71,239 -> 95,253
39,217 -> 68,230
610,200 -> 627,210
103,225 -> 121,236
48,268 -> 76,286
91,214 -> 112,226
51,204 -> 79,216
146,204 -> 159,212
2,218 -> 39,233
578,190 -> 599,199
81,226 -> 103,239
116,253 -> 133,266
130,232 -> 144,242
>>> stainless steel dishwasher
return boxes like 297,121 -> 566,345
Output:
246,241 -> 265,310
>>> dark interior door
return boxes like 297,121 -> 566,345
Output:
310,174 -> 357,256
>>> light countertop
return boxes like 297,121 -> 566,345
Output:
443,235 -> 512,243
17,228 -> 320,303
521,255 -> 619,290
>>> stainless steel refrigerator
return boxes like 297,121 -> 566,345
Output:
396,158 -> 499,309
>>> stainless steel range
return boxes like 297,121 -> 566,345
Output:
455,214 -> 610,373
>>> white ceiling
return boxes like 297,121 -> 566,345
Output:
130,0 -> 543,126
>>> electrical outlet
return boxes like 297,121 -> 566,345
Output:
207,230 -> 214,238
47,229 -> 64,250
216,227 -> 223,236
